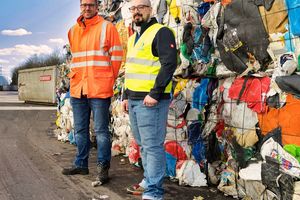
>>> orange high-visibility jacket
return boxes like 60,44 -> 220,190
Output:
68,15 -> 123,98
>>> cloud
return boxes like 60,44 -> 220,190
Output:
0,44 -> 53,76
0,59 -> 9,64
1,28 -> 32,36
0,65 -> 13,79
0,44 -> 52,56
49,38 -> 65,45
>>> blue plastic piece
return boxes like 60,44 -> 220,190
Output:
285,0 -> 300,36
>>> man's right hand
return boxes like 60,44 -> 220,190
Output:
122,100 -> 129,113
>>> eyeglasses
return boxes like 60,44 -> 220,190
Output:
80,3 -> 96,8
129,5 -> 149,12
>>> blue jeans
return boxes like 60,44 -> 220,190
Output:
71,97 -> 111,168
128,99 -> 170,200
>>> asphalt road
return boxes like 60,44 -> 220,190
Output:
0,91 -> 117,200
0,91 -> 234,200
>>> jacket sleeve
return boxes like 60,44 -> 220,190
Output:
67,26 -> 75,78
122,89 -> 128,100
106,23 -> 123,79
68,30 -> 72,48
68,26 -> 76,52
149,27 -> 177,100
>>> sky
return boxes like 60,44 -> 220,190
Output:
0,0 -> 81,80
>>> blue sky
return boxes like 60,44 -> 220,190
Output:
0,0 -> 81,79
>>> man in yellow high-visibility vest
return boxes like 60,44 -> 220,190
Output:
122,0 -> 177,199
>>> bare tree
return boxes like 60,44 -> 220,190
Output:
11,50 -> 66,85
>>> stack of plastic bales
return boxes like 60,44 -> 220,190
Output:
57,0 -> 300,198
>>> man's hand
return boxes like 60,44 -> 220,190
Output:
143,95 -> 158,107
122,100 -> 129,113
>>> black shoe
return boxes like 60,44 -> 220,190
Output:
62,166 -> 89,175
96,164 -> 110,185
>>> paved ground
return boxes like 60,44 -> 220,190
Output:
0,91 -> 234,200
0,91 -> 56,110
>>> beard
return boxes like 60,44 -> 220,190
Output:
133,13 -> 151,26
133,13 -> 144,26
135,20 -> 143,26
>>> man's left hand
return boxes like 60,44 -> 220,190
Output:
143,95 -> 158,107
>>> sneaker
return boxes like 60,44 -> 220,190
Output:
62,166 -> 89,175
96,164 -> 110,185
126,184 -> 145,195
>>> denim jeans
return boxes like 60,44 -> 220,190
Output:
128,99 -> 170,200
71,97 -> 111,168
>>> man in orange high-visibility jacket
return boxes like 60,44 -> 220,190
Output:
62,0 -> 123,186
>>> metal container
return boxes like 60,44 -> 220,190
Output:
18,66 -> 57,104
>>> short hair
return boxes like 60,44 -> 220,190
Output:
130,0 -> 151,7
80,0 -> 98,5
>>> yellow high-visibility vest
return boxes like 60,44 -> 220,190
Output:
124,23 -> 172,93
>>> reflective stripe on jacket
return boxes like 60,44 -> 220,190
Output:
68,15 -> 123,98
124,23 -> 172,93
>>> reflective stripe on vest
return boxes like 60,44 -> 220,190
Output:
124,23 -> 172,93
125,73 -> 158,80
126,57 -> 161,67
